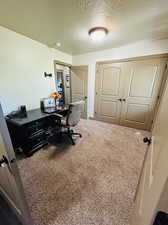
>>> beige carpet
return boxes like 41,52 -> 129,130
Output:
17,119 -> 149,225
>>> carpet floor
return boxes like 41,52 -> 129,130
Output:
17,119 -> 149,225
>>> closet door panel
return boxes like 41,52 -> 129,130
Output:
129,66 -> 157,97
100,100 -> 117,117
95,63 -> 124,124
120,59 -> 167,130
125,103 -> 149,123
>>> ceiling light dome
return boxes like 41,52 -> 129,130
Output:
89,27 -> 108,41
56,42 -> 61,47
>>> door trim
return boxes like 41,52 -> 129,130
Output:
53,60 -> 71,91
54,61 -> 72,104
96,53 -> 168,65
53,60 -> 72,68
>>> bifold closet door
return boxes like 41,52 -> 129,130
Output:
95,63 -> 124,124
95,58 -> 167,130
120,59 -> 167,130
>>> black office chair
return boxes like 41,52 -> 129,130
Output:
57,101 -> 84,145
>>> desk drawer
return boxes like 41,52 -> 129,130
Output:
25,141 -> 48,156
21,135 -> 48,155
28,129 -> 46,140
26,121 -> 44,134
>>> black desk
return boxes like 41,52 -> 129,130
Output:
6,107 -> 68,156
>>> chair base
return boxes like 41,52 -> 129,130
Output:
61,128 -> 82,145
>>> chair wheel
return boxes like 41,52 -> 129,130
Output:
79,134 -> 82,138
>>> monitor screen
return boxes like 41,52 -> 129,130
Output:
43,98 -> 55,108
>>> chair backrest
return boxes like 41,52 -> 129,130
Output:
66,101 -> 85,126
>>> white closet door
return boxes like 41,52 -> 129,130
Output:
95,63 -> 124,124
120,59 -> 167,130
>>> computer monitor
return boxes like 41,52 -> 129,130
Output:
41,97 -> 56,109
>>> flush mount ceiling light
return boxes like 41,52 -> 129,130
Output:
56,42 -> 61,47
88,27 -> 108,41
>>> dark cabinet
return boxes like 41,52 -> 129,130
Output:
5,109 -> 64,156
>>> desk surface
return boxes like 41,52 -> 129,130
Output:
6,107 -> 68,127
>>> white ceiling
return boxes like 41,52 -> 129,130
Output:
0,0 -> 168,55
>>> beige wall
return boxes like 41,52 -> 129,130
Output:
0,26 -> 72,114
1,24 -> 168,118
72,39 -> 168,117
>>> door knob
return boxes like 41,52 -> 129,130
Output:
84,96 -> 87,100
118,98 -> 122,101
122,98 -> 126,102
0,155 -> 9,167
143,137 -> 152,145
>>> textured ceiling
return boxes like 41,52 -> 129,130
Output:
0,0 -> 168,55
